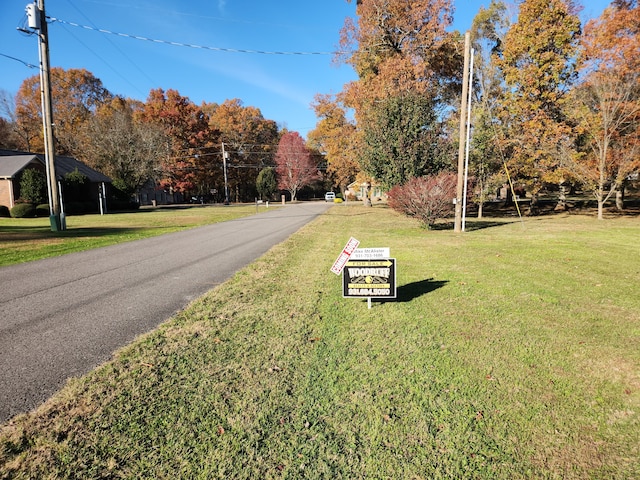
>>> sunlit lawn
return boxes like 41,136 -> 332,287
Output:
0,205 -> 638,479
0,204 -> 268,266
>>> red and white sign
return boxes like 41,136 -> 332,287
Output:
330,237 -> 360,275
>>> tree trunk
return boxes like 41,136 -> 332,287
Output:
555,184 -> 567,211
616,184 -> 625,210
362,183 -> 372,207
598,198 -> 604,220
527,193 -> 539,216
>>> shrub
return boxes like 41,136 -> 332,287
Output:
10,203 -> 37,218
0,205 -> 10,217
36,204 -> 50,217
19,168 -> 47,204
387,172 -> 457,229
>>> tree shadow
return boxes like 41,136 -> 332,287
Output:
430,220 -> 517,231
394,278 -> 448,302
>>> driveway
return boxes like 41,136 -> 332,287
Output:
0,202 -> 331,423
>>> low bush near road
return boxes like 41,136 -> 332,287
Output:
387,172 -> 457,228
9,203 -> 36,218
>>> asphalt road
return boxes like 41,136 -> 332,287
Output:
0,202 -> 331,423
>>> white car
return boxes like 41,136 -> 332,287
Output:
324,192 -> 336,202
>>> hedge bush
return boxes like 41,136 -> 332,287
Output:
0,205 -> 10,217
387,172 -> 457,229
36,204 -> 50,217
10,203 -> 37,218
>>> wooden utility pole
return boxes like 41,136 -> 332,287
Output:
34,0 -> 63,230
454,32 -> 471,233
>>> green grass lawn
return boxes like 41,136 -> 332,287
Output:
1,205 -> 638,479
0,204 -> 267,266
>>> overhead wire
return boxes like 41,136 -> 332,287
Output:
48,17 -> 346,56
61,0 -> 154,95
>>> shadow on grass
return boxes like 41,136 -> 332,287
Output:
395,278 -> 448,302
430,220 -> 517,231
0,226 -> 149,242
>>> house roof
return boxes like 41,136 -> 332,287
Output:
0,150 -> 111,183
0,155 -> 41,179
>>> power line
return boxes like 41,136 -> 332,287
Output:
0,52 -> 37,69
49,17 -> 345,56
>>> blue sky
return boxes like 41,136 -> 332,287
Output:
1,0 -> 613,139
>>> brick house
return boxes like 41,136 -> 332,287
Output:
0,149 -> 111,209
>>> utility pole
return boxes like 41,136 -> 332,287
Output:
454,32 -> 471,233
28,0 -> 63,230
221,142 -> 230,205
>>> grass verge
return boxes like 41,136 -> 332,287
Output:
0,205 -> 267,266
1,205 -> 638,479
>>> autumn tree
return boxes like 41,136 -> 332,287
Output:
0,89 -> 21,150
496,0 -> 581,213
339,0 -> 462,187
205,99 -> 279,202
15,68 -> 112,158
137,88 -> 218,195
275,132 -> 321,201
82,97 -> 169,196
563,1 -> 640,219
308,93 -> 359,195
469,1 -> 510,217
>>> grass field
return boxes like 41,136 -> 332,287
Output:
0,204 -> 267,266
0,205 -> 638,478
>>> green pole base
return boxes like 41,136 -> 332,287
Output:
49,214 -> 61,232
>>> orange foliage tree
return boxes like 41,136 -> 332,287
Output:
137,89 -> 219,195
308,93 -> 359,195
496,0 -> 581,212
338,0 -> 461,187
15,68 -> 112,158
564,1 -> 640,218
205,99 -> 279,202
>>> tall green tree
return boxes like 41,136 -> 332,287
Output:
497,0 -> 581,212
19,168 -> 47,204
339,0 -> 461,188
361,93 -> 450,188
256,167 -> 277,201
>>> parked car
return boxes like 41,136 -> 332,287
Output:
324,192 -> 336,202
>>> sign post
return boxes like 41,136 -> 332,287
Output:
331,241 -> 396,309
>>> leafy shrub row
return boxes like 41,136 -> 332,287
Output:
387,172 -> 457,229
10,203 -> 37,218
